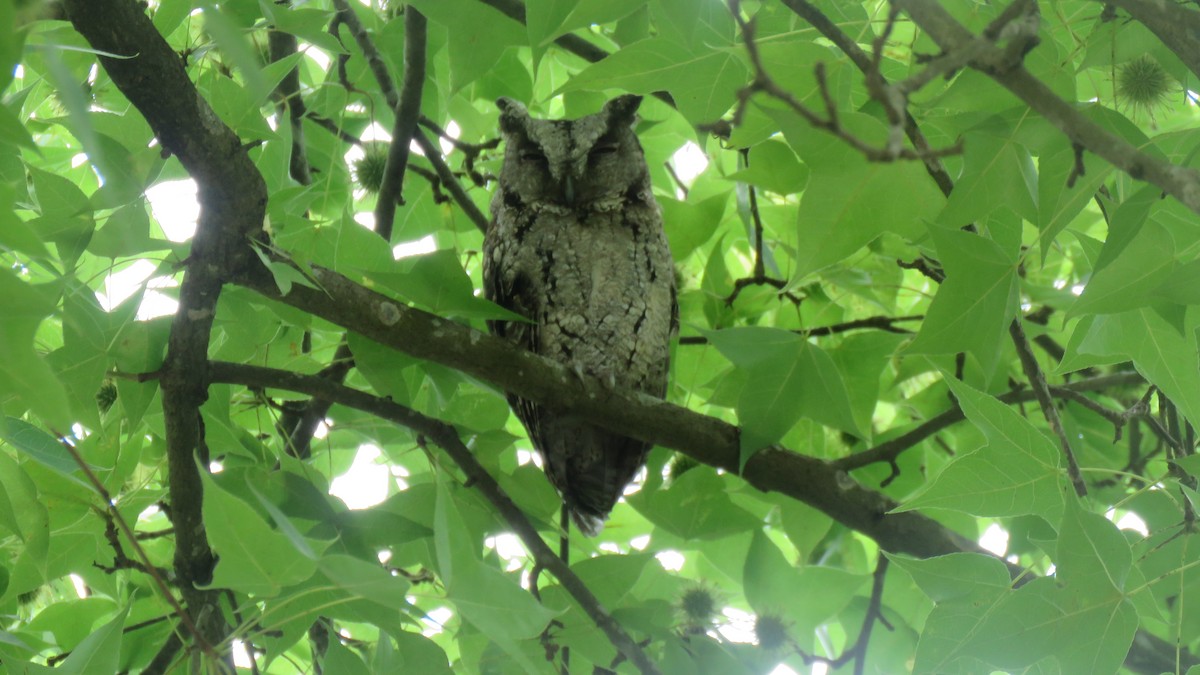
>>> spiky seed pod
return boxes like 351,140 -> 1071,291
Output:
353,143 -> 389,193
1116,57 -> 1173,115
95,380 -> 117,413
753,613 -> 790,651
678,585 -> 719,628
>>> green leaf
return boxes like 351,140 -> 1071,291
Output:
569,553 -> 652,608
526,0 -> 644,47
0,101 -> 36,150
29,167 -> 90,218
88,201 -> 171,259
433,477 -> 478,588
661,192 -> 728,260
626,469 -> 759,539
725,140 -> 807,195
390,632 -> 453,674
559,36 -> 746,125
742,530 -> 804,614
407,0 -> 525,92
0,202 -> 50,260
317,554 -> 411,609
199,1 -> 268,96
897,375 -> 1067,521
889,552 -> 1012,604
1076,307 -> 1200,429
1070,218 -> 1176,317
937,131 -> 1037,227
1036,136 -> 1113,255
0,417 -> 96,493
201,470 -> 318,596
323,639 -> 372,675
708,327 -> 860,463
907,226 -> 1019,374
786,112 -> 946,278
0,271 -> 71,428
262,6 -> 347,55
375,249 -> 525,321
1057,498 -> 1132,592
450,561 -> 558,640
51,606 -> 128,675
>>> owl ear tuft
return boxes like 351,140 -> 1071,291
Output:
496,98 -> 530,134
603,94 -> 643,128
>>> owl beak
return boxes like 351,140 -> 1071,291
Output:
562,158 -> 587,205
563,174 -> 575,205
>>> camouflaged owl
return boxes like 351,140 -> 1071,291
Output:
483,95 -> 677,536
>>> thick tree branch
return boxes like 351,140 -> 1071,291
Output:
232,262 -> 982,560
231,263 -> 1199,672
65,0 -> 266,659
895,0 -> 1200,215
208,361 -> 661,675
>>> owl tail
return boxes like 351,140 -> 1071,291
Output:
568,507 -> 606,537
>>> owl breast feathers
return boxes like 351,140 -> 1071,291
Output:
483,95 -> 678,536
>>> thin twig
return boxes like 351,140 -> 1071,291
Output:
710,0 -> 963,163
331,0 -> 489,233
834,372 -> 1147,474
54,434 -> 214,660
1009,319 -> 1087,497
678,315 -> 921,345
896,0 -> 1200,216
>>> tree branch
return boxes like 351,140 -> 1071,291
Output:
232,261 -> 983,560
65,0 -> 267,659
230,263 -> 1198,671
207,361 -> 661,675
1009,319 -> 1088,496
715,0 -> 963,163
1099,0 -> 1200,82
373,6 -> 427,240
331,0 -> 489,233
895,0 -> 1200,215
267,21 -> 312,186
833,372 -> 1145,473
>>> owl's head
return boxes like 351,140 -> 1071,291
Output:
496,95 -> 649,208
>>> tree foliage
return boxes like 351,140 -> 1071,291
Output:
3,0 -> 1200,672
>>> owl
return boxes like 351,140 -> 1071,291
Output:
483,95 -> 677,536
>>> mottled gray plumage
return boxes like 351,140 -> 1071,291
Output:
483,95 -> 677,536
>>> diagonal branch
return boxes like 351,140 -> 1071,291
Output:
231,261 -> 984,560
373,6 -> 427,240
207,360 -> 661,675
1098,0 -> 1200,82
1010,319 -> 1087,496
833,372 -> 1145,473
894,0 -> 1200,215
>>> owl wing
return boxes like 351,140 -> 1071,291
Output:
482,233 -> 548,455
